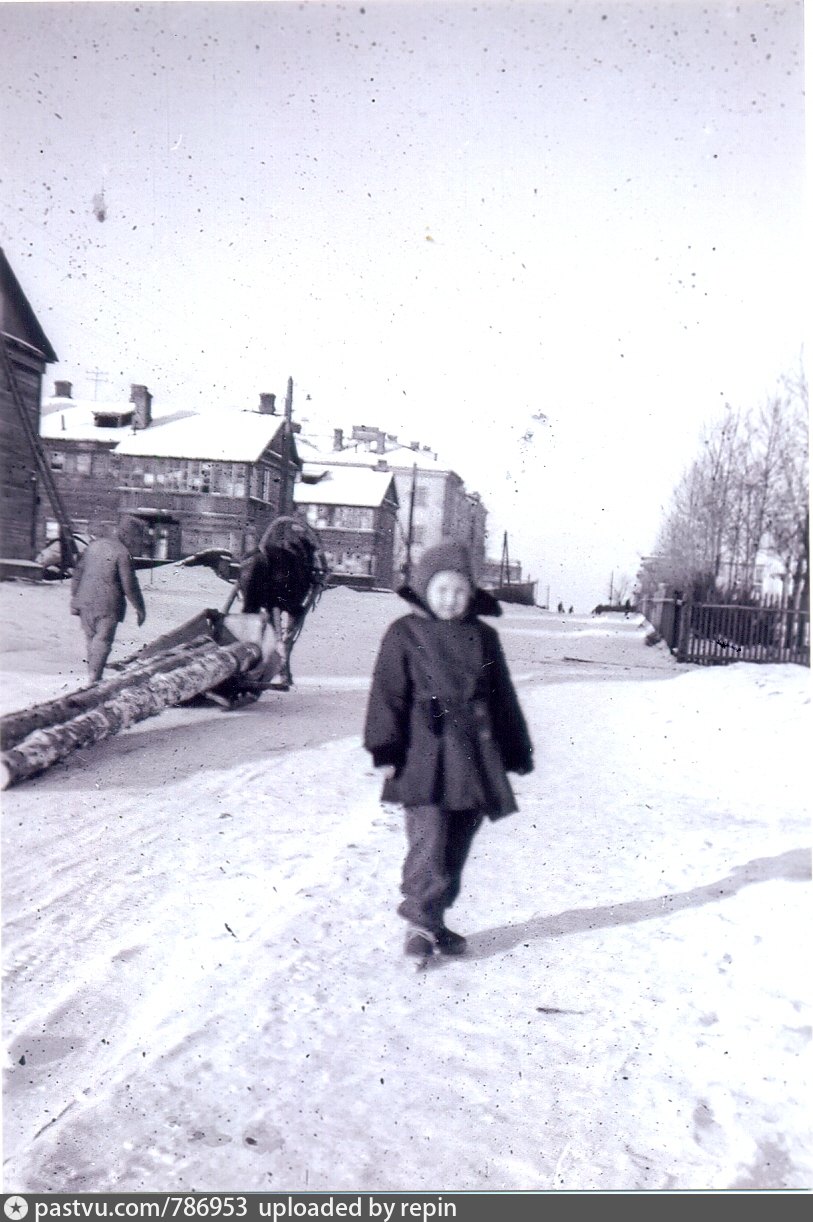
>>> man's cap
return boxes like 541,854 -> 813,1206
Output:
117,515 -> 145,552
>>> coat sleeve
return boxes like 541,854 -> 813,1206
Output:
70,549 -> 87,612
364,621 -> 412,769
485,629 -> 534,774
118,552 -> 146,621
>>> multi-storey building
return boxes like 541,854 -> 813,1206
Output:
38,385 -> 300,560
298,424 -> 488,582
294,465 -> 399,588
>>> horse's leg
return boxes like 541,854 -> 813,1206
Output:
272,608 -> 307,687
283,609 -> 309,685
265,606 -> 292,687
278,611 -> 295,686
254,611 -> 282,684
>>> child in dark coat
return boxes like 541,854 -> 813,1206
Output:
364,540 -> 534,960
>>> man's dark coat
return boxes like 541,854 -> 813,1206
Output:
364,587 -> 534,819
70,536 -> 145,624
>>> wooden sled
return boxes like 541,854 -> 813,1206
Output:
113,607 -> 286,705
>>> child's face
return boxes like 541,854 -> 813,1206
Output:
425,570 -> 472,620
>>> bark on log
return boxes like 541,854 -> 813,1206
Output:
0,640 -> 261,790
0,636 -> 217,752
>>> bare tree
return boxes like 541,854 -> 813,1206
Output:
642,364 -> 808,606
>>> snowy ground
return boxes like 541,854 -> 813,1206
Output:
0,570 -> 810,1192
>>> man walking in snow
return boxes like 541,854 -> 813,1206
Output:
70,515 -> 147,682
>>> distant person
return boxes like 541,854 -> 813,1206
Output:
70,516 -> 146,682
557,601 -> 565,613
364,540 -> 534,963
624,599 -> 632,619
568,605 -> 574,614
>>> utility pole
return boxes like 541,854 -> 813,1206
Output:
403,463 -> 418,582
278,376 -> 294,516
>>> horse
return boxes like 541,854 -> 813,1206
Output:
179,515 -> 330,694
235,517 -> 329,688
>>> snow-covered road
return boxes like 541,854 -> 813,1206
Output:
1,573 -> 810,1191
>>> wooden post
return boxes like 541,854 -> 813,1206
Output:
675,594 -> 692,663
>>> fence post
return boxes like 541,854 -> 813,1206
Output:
675,593 -> 692,662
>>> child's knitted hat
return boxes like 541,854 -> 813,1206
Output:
413,540 -> 475,600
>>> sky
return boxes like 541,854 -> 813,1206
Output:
1,0 -> 807,609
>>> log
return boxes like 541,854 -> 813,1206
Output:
0,635 -> 217,752
0,640 -> 261,790
112,609 -> 223,668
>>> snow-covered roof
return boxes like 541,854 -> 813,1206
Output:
113,411 -> 286,462
41,396 -> 289,463
297,435 -> 452,474
41,396 -> 144,442
294,466 -> 398,509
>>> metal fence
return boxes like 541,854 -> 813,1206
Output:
639,593 -> 810,667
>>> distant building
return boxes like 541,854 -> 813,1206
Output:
480,557 -> 523,588
38,386 -> 300,559
294,465 -> 399,588
297,424 -> 487,581
0,249 -> 57,563
38,381 -> 156,549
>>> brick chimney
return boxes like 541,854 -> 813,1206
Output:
259,393 -> 277,415
129,384 -> 153,430
333,428 -> 344,451
54,380 -> 72,398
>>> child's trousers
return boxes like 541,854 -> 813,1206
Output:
398,804 -> 483,932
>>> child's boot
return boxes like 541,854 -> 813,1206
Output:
404,928 -> 436,959
435,925 -> 467,956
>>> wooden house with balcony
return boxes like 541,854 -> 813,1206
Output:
39,387 -> 300,560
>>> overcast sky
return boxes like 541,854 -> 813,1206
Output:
1,0 -> 806,609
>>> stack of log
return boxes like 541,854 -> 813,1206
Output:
0,635 -> 262,790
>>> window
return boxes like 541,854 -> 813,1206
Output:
304,504 -> 332,529
49,451 -> 64,471
75,453 -> 92,476
333,506 -> 374,530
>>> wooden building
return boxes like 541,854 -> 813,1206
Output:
0,249 -> 57,564
294,465 -> 399,588
112,396 -> 300,559
39,387 -> 301,560
38,381 -> 154,550
297,425 -> 488,583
